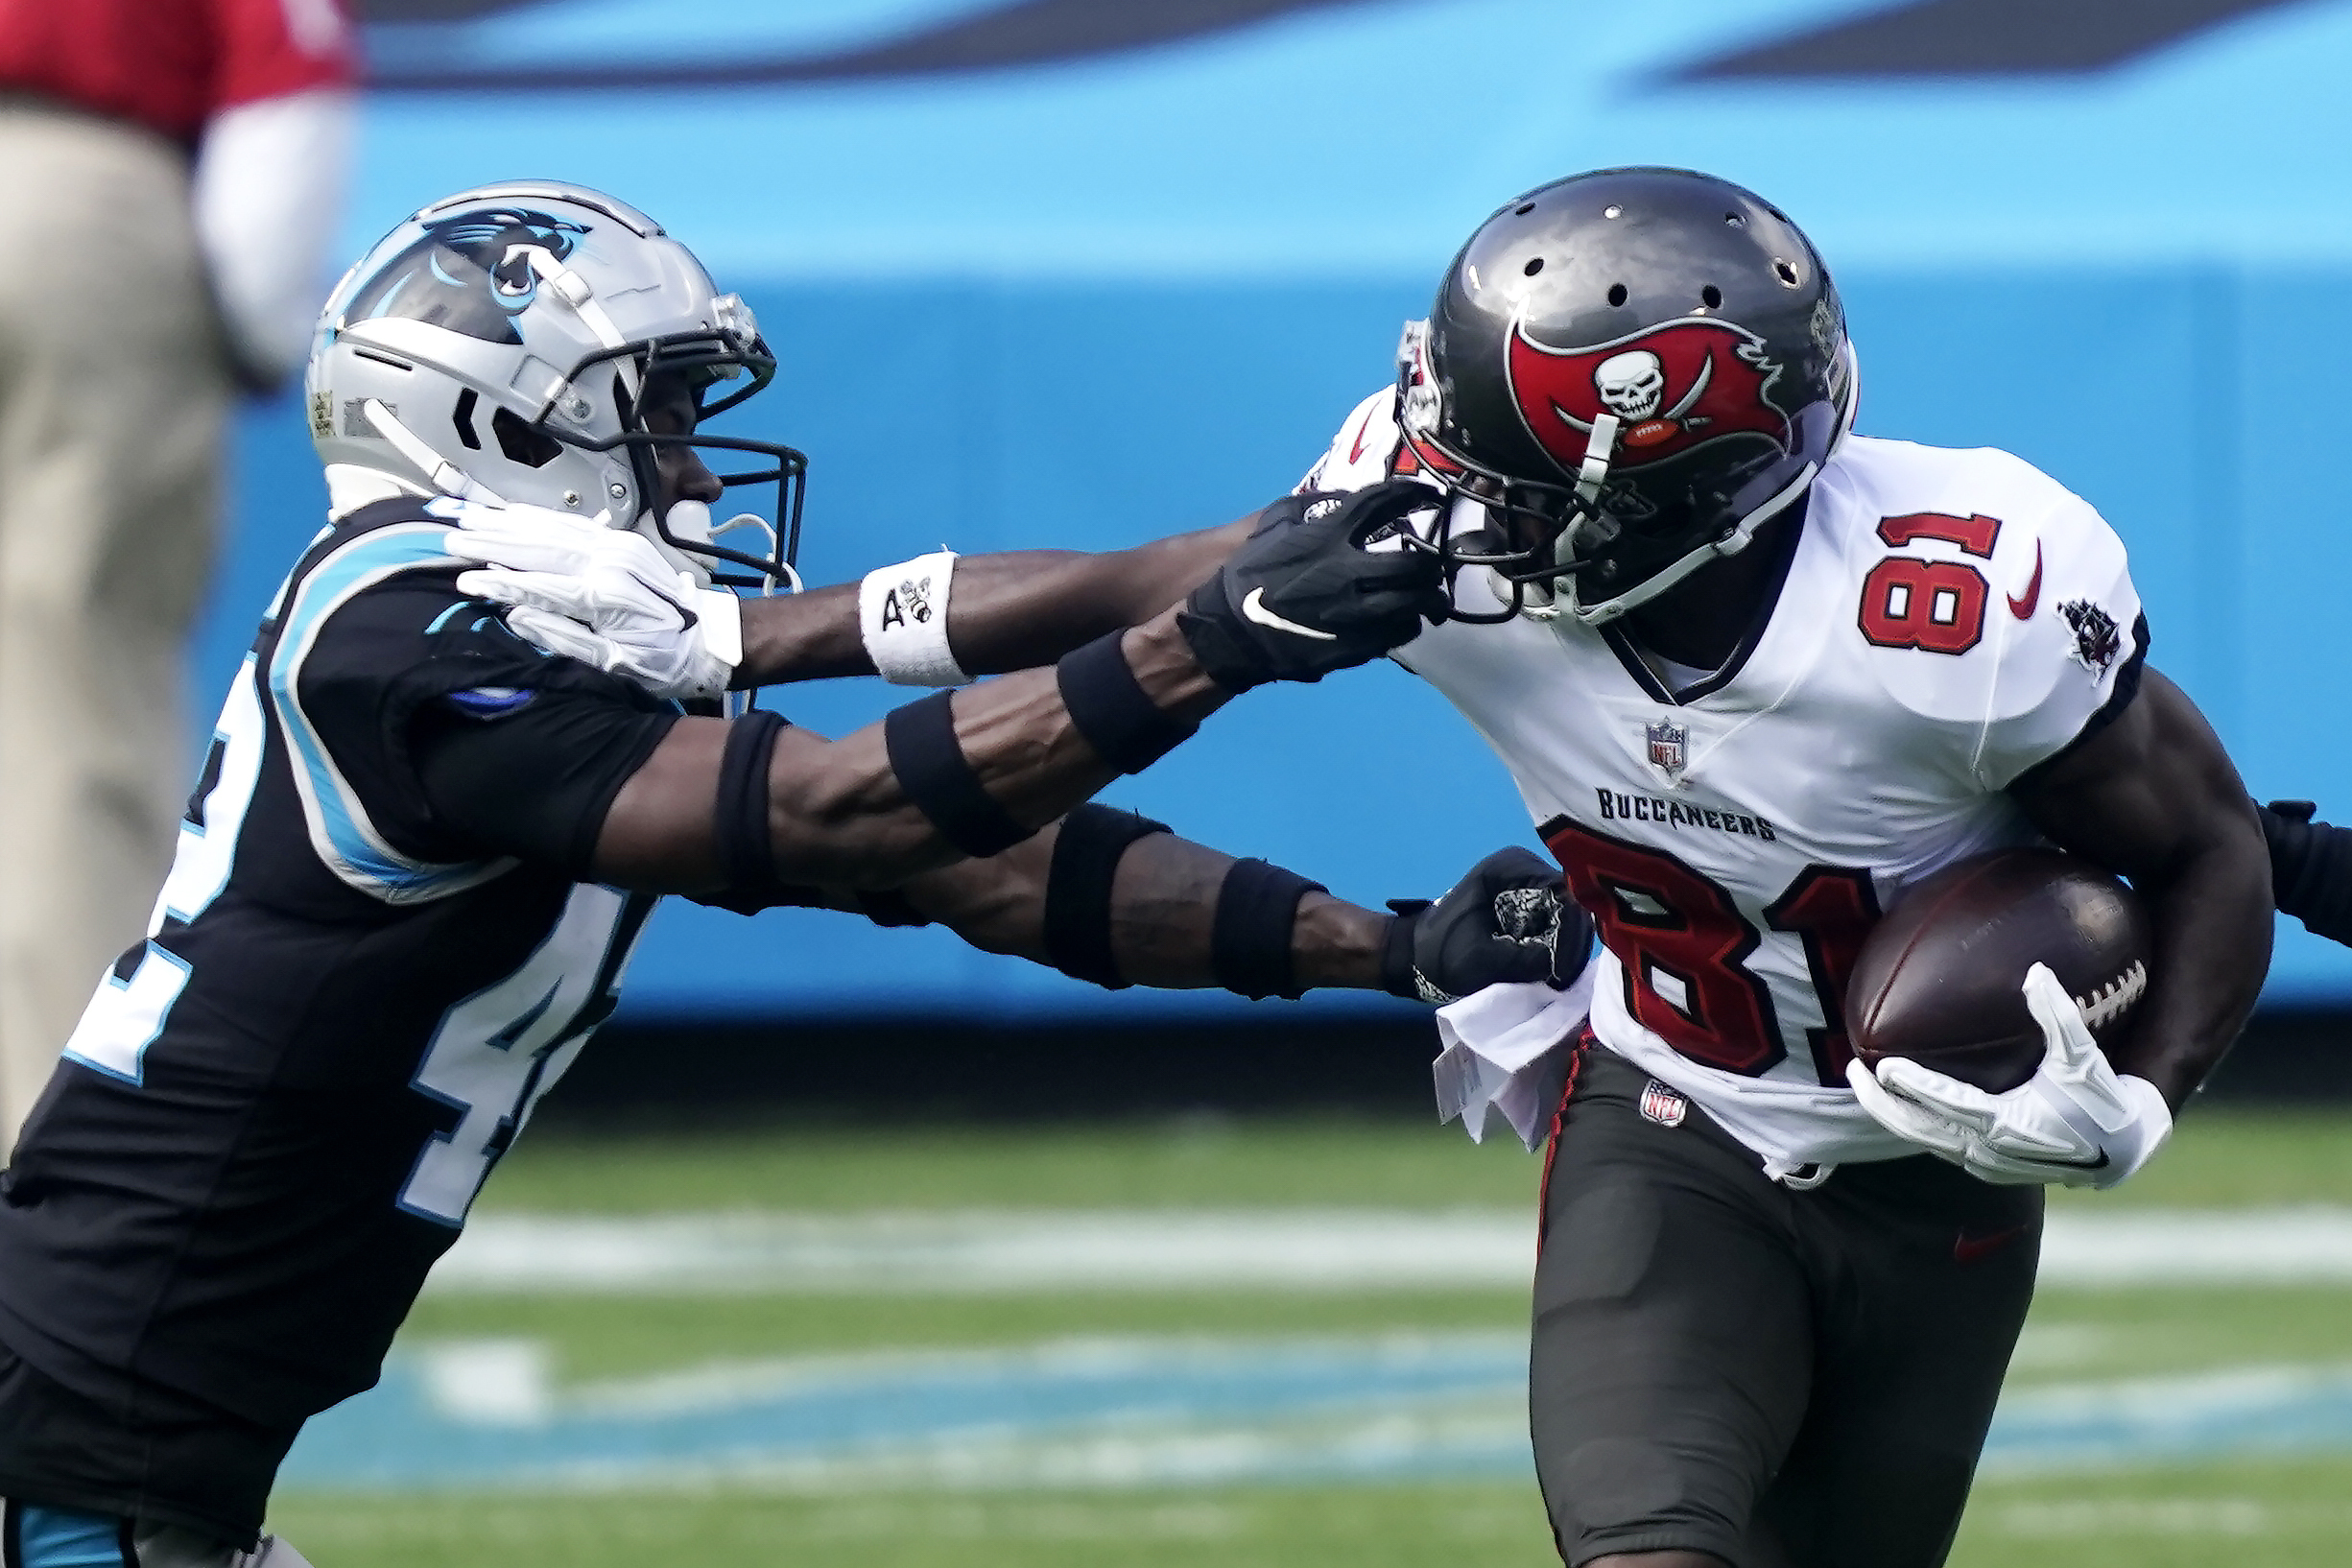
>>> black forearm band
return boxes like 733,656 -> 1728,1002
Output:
1211,858 -> 1326,1001
883,688 -> 1035,858
701,708 -> 793,913
2262,802 -> 2352,944
1041,804 -> 1172,988
1057,630 -> 1197,775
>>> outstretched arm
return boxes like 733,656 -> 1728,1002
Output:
2255,797 -> 2352,945
735,518 -> 1258,686
2008,668 -> 2271,1109
891,820 -> 1388,993
669,821 -> 1589,1006
591,484 -> 1439,890
444,509 -> 1261,696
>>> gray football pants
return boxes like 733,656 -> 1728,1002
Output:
0,104 -> 226,1154
1532,1045 -> 2043,1568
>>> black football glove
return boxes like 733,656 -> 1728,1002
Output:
1176,480 -> 1447,693
1381,845 -> 1597,1004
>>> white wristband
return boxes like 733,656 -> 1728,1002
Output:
859,551 -> 970,687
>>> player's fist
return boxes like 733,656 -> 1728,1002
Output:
1383,845 -> 1595,1004
1176,481 -> 1446,692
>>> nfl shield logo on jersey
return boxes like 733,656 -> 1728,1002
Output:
1646,717 -> 1689,780
1639,1080 -> 1689,1128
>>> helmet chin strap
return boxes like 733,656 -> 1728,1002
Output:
362,399 -> 506,507
1562,461 -> 1817,627
1552,359 -> 1860,629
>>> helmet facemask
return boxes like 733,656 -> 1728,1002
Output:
1393,318 -> 1627,625
1396,317 -> 1857,627
550,324 -> 806,592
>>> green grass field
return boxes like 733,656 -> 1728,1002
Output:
276,1107 -> 2352,1566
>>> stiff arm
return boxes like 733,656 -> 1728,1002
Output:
733,518 -> 1256,686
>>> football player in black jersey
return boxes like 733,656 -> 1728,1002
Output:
0,183 -> 1604,1568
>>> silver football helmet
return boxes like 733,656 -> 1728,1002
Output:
305,180 -> 803,588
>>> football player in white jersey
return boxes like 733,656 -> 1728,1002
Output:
458,169 -> 2272,1568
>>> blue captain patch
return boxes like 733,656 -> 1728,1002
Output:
445,685 -> 537,717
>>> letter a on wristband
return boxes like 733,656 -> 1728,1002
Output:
861,552 -> 971,687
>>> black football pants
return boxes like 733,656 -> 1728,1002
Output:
0,1341 -> 295,1551
1531,1046 -> 2042,1568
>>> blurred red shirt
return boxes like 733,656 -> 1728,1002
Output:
0,0 -> 356,146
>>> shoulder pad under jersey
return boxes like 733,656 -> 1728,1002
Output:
1817,437 -> 2146,789
1297,388 -> 1403,496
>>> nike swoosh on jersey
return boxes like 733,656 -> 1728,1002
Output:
2008,540 -> 2043,620
1348,405 -> 1377,463
1952,1224 -> 2030,1264
1242,587 -> 1338,641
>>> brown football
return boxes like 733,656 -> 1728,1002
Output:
1847,848 -> 2152,1094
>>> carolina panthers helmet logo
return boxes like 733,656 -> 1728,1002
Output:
1505,318 -> 1791,477
343,207 -> 590,345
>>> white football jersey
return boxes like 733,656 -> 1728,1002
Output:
1305,389 -> 2147,1169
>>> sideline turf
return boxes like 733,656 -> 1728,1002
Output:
268,1461 -> 2352,1568
481,1114 -> 1548,1213
268,1485 -> 1560,1568
292,1110 -> 2352,1565
482,1106 -> 2352,1214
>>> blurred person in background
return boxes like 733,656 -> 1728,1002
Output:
0,0 -> 358,1152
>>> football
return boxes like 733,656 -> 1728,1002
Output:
1846,848 -> 2153,1094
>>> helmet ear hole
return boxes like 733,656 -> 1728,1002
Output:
491,406 -> 562,468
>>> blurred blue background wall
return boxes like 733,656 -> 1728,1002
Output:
213,0 -> 2352,1016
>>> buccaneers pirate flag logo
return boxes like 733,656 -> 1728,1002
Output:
1506,318 -> 1791,475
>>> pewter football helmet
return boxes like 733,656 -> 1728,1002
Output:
306,180 -> 804,587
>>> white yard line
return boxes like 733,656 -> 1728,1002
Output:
425,1205 -> 2352,1294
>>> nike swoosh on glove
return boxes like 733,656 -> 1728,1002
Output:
1176,479 -> 1447,692
1845,962 -> 2173,1189
1383,846 -> 1596,1004
446,509 -> 743,703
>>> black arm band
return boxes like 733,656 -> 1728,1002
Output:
1043,803 -> 1172,988
1211,858 -> 1326,1001
1057,630 -> 1197,775
2262,801 -> 2352,945
700,709 -> 793,915
883,689 -> 1035,858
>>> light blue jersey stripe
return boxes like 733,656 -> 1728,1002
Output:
266,523 -> 511,905
11,1505 -> 128,1568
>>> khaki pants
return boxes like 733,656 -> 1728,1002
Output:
0,107 -> 226,1153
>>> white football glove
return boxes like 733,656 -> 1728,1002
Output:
445,510 -> 742,704
1844,962 -> 2173,1190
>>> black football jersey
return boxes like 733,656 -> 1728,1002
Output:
0,499 -> 678,1430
